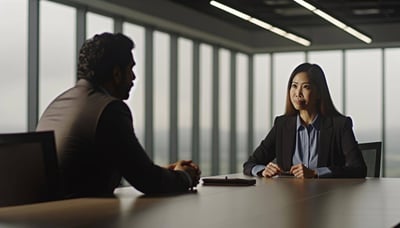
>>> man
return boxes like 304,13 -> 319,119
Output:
37,32 -> 201,198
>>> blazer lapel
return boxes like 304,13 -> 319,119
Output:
282,116 -> 296,170
318,117 -> 333,166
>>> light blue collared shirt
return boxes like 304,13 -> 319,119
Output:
251,115 -> 332,177
293,114 -> 331,177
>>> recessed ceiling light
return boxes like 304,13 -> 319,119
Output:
353,9 -> 380,15
263,0 -> 291,6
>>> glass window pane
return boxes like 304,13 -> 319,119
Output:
0,0 -> 28,133
384,48 -> 400,177
178,37 -> 193,160
39,0 -> 76,115
236,53 -> 248,171
272,52 -> 305,117
86,12 -> 113,38
123,22 -> 145,143
219,48 -> 230,174
153,31 -> 170,165
199,43 -> 213,176
345,49 -> 382,142
253,54 -> 271,149
308,51 -> 343,113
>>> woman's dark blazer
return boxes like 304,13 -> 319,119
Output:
243,115 -> 367,178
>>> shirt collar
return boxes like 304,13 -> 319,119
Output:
296,114 -> 321,130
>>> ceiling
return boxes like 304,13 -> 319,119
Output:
170,0 -> 400,31
98,0 -> 400,52
168,0 -> 400,51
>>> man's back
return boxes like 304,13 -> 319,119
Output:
37,79 -> 118,197
37,32 -> 199,198
38,79 -> 195,198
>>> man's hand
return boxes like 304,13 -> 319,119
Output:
169,160 -> 201,188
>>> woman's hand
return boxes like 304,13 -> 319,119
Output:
290,164 -> 317,178
262,162 -> 282,178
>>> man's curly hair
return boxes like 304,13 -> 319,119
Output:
77,32 -> 134,85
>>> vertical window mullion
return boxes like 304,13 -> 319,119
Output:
28,0 -> 40,131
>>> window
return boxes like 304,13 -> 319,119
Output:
345,49 -> 382,142
86,12 -> 113,38
253,54 -> 271,148
236,53 -> 248,171
0,0 -> 28,133
39,0 -> 76,115
178,37 -> 193,160
123,22 -> 146,143
219,48 -> 230,174
384,48 -> 400,177
153,31 -> 170,165
199,43 -> 213,176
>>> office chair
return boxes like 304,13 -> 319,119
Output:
358,142 -> 382,178
0,131 -> 60,207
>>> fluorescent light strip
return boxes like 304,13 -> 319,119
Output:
210,1 -> 251,21
210,0 -> 311,46
294,0 -> 372,44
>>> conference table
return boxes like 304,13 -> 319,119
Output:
0,173 -> 399,228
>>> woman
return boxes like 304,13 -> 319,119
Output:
243,63 -> 366,178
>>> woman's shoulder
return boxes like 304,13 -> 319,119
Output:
274,114 -> 296,125
325,115 -> 354,127
275,114 -> 291,121
330,114 -> 352,121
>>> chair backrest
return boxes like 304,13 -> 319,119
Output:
358,142 -> 382,178
0,131 -> 59,207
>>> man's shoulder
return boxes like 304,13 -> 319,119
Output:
67,80 -> 121,111
97,100 -> 133,136
103,100 -> 130,112
101,100 -> 132,122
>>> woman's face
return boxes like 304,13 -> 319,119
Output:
289,72 -> 318,112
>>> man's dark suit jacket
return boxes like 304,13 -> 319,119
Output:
37,79 -> 191,198
243,115 -> 367,178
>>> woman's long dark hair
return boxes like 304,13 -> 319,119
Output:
284,63 -> 342,117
